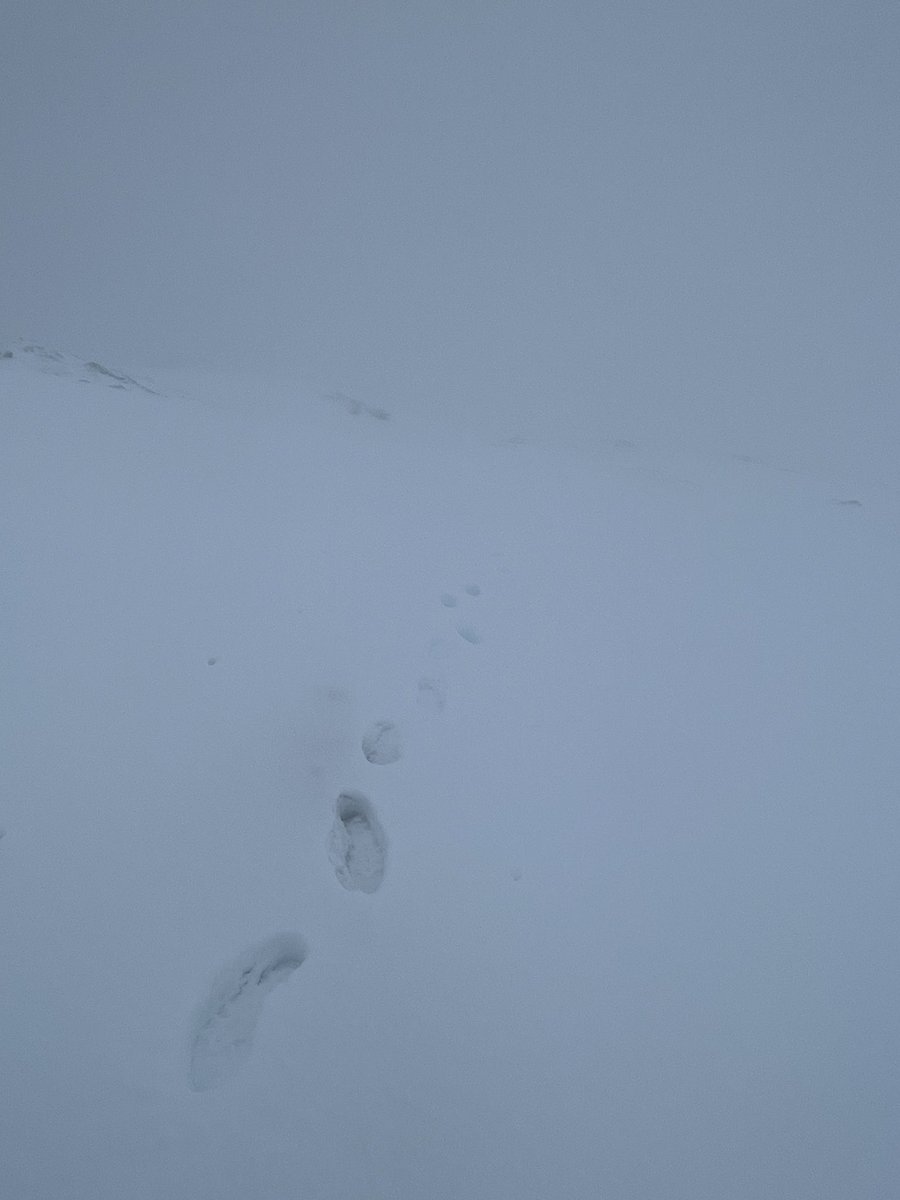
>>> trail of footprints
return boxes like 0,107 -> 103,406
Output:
188,580 -> 483,1089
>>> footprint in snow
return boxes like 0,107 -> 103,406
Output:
456,624 -> 482,645
417,676 -> 446,714
328,792 -> 387,893
325,391 -> 390,421
362,719 -> 402,764
442,585 -> 480,606
188,933 -> 308,1091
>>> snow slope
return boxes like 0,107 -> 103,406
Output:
2,343 -> 899,1198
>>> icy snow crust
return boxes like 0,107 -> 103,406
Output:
2,345 -> 899,1198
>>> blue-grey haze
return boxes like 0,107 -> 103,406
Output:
2,1 -> 898,473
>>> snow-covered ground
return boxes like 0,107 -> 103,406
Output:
2,341 -> 898,1198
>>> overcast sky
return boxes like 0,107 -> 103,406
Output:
3,1 -> 898,471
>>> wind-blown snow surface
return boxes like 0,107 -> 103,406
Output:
2,345 -> 899,1198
